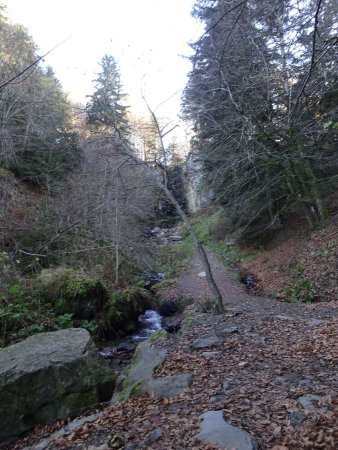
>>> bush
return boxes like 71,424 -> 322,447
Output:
0,281 -> 57,347
283,278 -> 319,303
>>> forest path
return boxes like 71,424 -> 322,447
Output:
175,248 -> 338,320
11,247 -> 338,450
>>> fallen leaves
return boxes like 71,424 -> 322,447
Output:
8,249 -> 338,450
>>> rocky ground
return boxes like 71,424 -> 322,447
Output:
8,247 -> 338,450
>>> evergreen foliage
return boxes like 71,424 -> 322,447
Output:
86,54 -> 130,139
0,11 -> 81,190
183,0 -> 338,240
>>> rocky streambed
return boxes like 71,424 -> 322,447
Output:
98,309 -> 163,374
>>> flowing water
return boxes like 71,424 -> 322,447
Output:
98,310 -> 162,372
132,310 -> 162,341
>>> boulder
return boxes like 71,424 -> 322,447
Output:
159,299 -> 178,317
112,337 -> 193,402
194,411 -> 258,450
0,328 -> 115,447
112,340 -> 167,402
147,374 -> 193,398
35,268 -> 108,320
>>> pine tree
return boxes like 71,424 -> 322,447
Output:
86,54 -> 130,139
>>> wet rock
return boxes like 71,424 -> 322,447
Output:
159,300 -> 178,317
147,374 -> 193,398
194,411 -> 258,450
163,324 -> 181,334
290,411 -> 307,428
116,341 -> 136,352
162,315 -> 181,334
192,335 -> 223,349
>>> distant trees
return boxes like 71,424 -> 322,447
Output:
183,0 -> 338,240
0,8 -> 81,191
86,54 -> 130,140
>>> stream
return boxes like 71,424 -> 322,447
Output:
98,309 -> 162,373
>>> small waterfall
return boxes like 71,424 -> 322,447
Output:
132,310 -> 162,341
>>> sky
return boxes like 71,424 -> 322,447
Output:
5,0 -> 203,129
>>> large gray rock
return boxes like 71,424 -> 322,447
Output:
147,374 -> 193,398
112,335 -> 193,402
194,411 -> 258,450
0,328 -> 115,447
112,340 -> 167,402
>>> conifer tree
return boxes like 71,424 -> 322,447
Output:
86,54 -> 130,139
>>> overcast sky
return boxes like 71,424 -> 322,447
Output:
5,0 -> 202,124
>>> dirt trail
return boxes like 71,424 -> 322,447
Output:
177,250 -> 338,319
10,249 -> 338,450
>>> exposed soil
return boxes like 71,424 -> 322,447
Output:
8,246 -> 338,450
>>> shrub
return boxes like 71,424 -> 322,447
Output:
283,278 -> 319,303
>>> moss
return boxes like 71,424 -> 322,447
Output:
181,313 -> 199,330
148,329 -> 169,342
104,287 -> 152,333
118,392 -> 126,402
150,279 -> 174,294
34,268 -> 108,319
129,381 -> 145,398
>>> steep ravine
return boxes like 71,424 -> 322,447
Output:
8,241 -> 338,450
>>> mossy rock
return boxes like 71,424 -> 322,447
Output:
35,268 -> 108,320
99,287 -> 153,338
0,328 -> 115,446
148,329 -> 169,342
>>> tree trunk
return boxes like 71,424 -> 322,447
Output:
115,146 -> 226,312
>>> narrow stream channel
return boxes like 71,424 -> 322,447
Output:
98,309 -> 162,373
132,310 -> 162,341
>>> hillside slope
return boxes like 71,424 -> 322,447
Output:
241,212 -> 337,303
